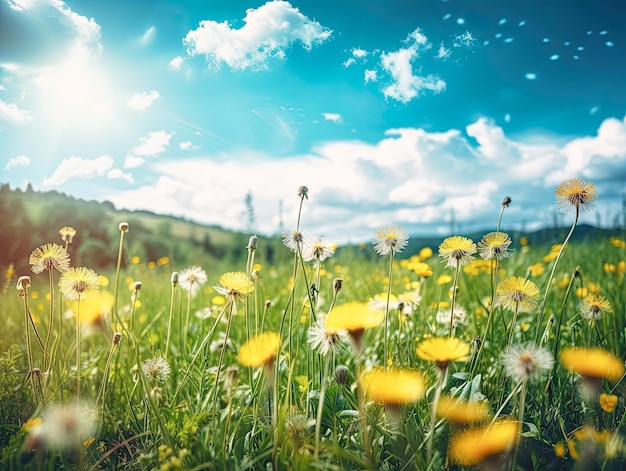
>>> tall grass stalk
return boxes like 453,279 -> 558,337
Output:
112,223 -> 129,329
211,300 -> 235,421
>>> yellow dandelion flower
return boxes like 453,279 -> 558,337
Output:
79,291 -> 113,327
59,226 -> 77,244
131,256 -> 141,264
495,276 -> 539,313
156,256 -> 170,266
560,347 -> 625,381
59,267 -> 100,301
603,263 -> 616,273
238,331 -> 280,368
325,301 -> 384,334
449,419 -> 520,467
436,274 -> 452,285
436,395 -> 490,424
416,336 -> 470,370
477,232 -> 512,260
419,246 -> 434,259
529,263 -> 545,277
580,294 -> 612,320
409,261 -> 433,278
463,259 -> 492,276
554,442 -> 566,458
213,271 -> 254,302
555,177 -> 597,213
519,236 -> 528,246
360,367 -> 425,405
599,393 -> 618,413
438,236 -> 476,268
29,243 -> 70,274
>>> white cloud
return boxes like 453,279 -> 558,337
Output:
322,113 -> 341,123
4,154 -> 31,170
107,168 -> 134,183
435,42 -> 451,60
124,156 -> 146,169
137,26 -> 156,47
103,115 -> 626,244
127,90 -> 161,111
169,56 -> 184,70
43,155 -> 113,187
364,69 -> 377,83
380,28 -> 446,103
180,140 -> 199,150
183,0 -> 332,70
131,130 -> 174,156
0,99 -> 33,125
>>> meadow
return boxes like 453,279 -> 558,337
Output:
1,179 -> 626,470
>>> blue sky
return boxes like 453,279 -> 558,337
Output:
1,0 -> 625,244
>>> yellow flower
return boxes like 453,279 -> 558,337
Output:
436,395 -> 490,424
529,263 -> 545,277
438,236 -> 476,268
436,274 -> 452,285
416,337 -> 470,370
79,291 -> 114,327
419,247 -> 433,259
59,226 -> 77,244
409,261 -> 433,278
360,367 -> 425,405
580,294 -> 612,320
543,244 -> 562,262
449,419 -> 519,467
59,267 -> 100,301
157,256 -> 170,266
463,259 -> 492,276
554,442 -> 566,458
599,393 -> 618,413
213,271 -> 254,303
238,331 -> 280,368
325,301 -> 384,351
560,347 -> 625,381
495,276 -> 539,313
477,232 -> 512,260
29,243 -> 70,274
520,236 -> 528,246
555,177 -> 597,213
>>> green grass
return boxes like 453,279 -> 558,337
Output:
1,213 -> 626,470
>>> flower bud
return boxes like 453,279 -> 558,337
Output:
334,365 -> 349,385
119,222 -> 129,232
247,235 -> 258,252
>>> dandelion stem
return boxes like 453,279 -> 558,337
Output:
43,269 -> 54,377
507,302 -> 520,348
212,301 -> 235,421
314,353 -> 332,459
22,290 -> 37,401
76,296 -> 81,400
112,229 -> 127,328
448,263 -> 461,337
535,207 -> 579,345
427,366 -> 447,464
165,282 -> 177,361
383,251 -> 394,366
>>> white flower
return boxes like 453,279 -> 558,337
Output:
307,316 -> 350,356
303,237 -> 336,263
35,403 -> 95,450
373,224 -> 409,256
502,343 -> 554,384
178,265 -> 207,297
282,226 -> 311,253
141,357 -> 171,382
436,306 -> 467,328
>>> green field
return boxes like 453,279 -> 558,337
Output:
1,181 -> 626,470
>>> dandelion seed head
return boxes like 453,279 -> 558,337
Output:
307,316 -> 350,356
59,226 -> 77,244
119,222 -> 129,232
178,266 -> 207,296
502,343 -> 554,383
58,267 -> 100,301
29,243 -> 70,274
282,226 -> 311,253
141,357 -> 171,382
373,224 -> 409,256
303,237 -> 336,263
555,178 -> 597,213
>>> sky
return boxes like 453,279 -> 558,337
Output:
1,0 -> 626,245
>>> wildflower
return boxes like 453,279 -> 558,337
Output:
449,418 -> 520,467
555,177 -> 597,213
298,185 -> 309,199
560,347 -> 625,381
502,196 -> 512,207
554,442 -> 566,458
495,276 -> 539,313
171,271 -> 179,285
59,226 -> 77,244
416,337 -> 470,370
238,331 -> 280,368
141,357 -> 171,382
119,222 -> 129,232
463,259 -> 493,276
360,367 -> 425,405
303,237 -> 336,263
373,224 -> 409,256
502,343 -> 554,384
58,267 -> 99,301
307,316 -> 349,356
325,301 -> 384,351
213,271 -> 254,304
580,294 -> 612,320
247,235 -> 258,251
282,226 -> 311,253
477,232 -> 512,260
599,393 -> 618,413
436,395 -> 490,424
17,275 -> 31,296
410,261 -> 433,278
435,306 -> 467,329
79,291 -> 113,329
31,403 -> 95,451
436,274 -> 452,285
419,247 -> 434,259
438,236 -> 476,268
285,414 -> 312,450
178,266 -> 207,297
29,243 -> 70,274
